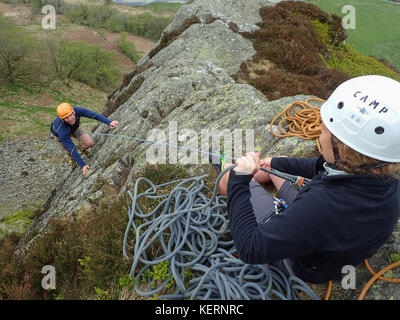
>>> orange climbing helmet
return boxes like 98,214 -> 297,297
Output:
56,103 -> 74,119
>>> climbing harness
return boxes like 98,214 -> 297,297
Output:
273,197 -> 288,215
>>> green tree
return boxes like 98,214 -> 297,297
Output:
65,3 -> 89,25
0,13 -> 35,83
117,32 -> 142,64
87,5 -> 116,27
43,31 -> 62,75
31,0 -> 69,14
57,40 -> 121,89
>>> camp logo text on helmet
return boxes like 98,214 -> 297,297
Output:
57,103 -> 74,119
320,75 -> 400,163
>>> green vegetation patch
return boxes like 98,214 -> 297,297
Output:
311,19 -> 400,81
57,40 -> 122,90
0,210 -> 35,239
65,3 -> 173,42
0,101 -> 55,140
117,32 -> 142,64
236,1 -> 400,100
0,191 -> 132,299
325,44 -> 400,80
306,0 -> 400,72
0,163 -> 203,300
141,2 -> 183,14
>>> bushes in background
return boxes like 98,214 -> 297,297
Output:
106,12 -> 172,41
0,13 -> 35,83
117,32 -> 142,64
57,40 -> 121,89
65,4 -> 173,42
30,0 -> 70,14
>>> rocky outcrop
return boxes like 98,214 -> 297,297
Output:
17,0 -> 400,300
31,0 -> 318,234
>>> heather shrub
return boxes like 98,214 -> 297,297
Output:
238,1 -> 399,100
0,187 -> 132,299
0,164 -> 200,300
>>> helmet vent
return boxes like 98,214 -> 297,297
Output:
375,126 -> 384,135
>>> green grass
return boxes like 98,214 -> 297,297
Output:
306,0 -> 400,71
325,44 -> 400,81
0,210 -> 35,239
140,2 -> 183,13
0,82 -> 108,141
311,19 -> 400,81
0,100 -> 54,140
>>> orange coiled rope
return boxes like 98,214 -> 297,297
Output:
358,260 -> 400,300
269,97 -> 326,154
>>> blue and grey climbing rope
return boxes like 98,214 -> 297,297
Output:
123,164 -> 319,300
82,131 -> 316,299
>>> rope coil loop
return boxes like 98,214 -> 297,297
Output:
269,98 -> 325,154
123,166 -> 320,300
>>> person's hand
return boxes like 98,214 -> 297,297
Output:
234,152 -> 260,175
260,156 -> 272,169
260,156 -> 288,169
109,121 -> 119,129
82,165 -> 90,175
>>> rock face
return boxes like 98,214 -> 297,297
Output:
15,0 -> 400,300
30,0 -> 323,235
0,136 -> 72,220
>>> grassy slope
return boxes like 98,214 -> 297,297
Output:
0,1 -> 178,238
306,0 -> 400,71
0,81 -> 108,141
141,2 -> 183,13
0,1 -> 181,141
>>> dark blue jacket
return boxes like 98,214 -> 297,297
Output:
50,106 -> 111,168
227,156 -> 400,283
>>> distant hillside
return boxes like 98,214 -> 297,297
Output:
0,0 -> 178,142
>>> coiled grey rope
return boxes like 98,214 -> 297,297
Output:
123,164 -> 320,300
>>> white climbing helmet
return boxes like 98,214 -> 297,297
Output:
320,75 -> 400,162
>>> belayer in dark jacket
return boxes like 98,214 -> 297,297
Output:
50,103 -> 119,175
216,75 -> 400,283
